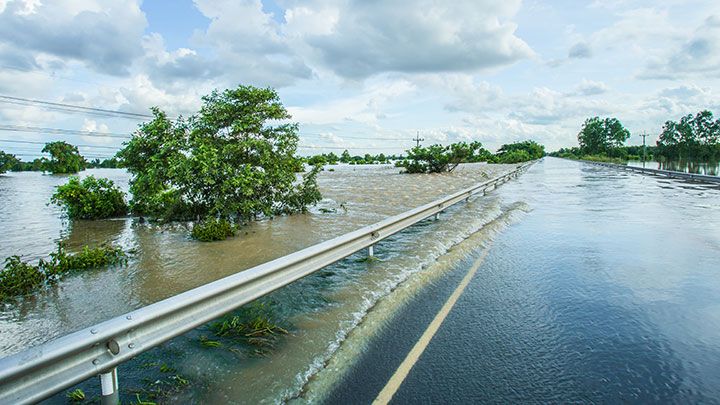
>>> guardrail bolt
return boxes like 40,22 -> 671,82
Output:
128,343 -> 136,349
107,339 -> 120,356
91,329 -> 98,335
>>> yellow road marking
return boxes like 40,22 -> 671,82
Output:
373,247 -> 491,404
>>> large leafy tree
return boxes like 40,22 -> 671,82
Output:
578,117 -> 630,155
118,85 -> 321,222
656,110 -> 720,161
42,141 -> 86,174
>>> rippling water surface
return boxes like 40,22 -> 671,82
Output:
0,163 -> 516,403
2,158 -> 719,404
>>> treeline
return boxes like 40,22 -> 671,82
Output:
551,110 -> 720,164
551,145 -> 658,162
656,110 -> 720,161
396,140 -> 544,173
0,143 -> 120,174
304,150 -> 403,166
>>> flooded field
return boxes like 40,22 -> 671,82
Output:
0,162 -> 519,403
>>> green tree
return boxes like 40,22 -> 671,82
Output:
51,176 -> 128,219
578,117 -> 630,155
398,141 -> 487,173
656,110 -> 720,161
42,141 -> 87,174
118,85 -> 322,224
0,151 -> 18,174
340,149 -> 351,163
496,140 -> 545,162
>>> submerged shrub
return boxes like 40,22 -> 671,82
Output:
191,217 -> 235,242
0,256 -> 46,298
52,175 -> 128,219
0,243 -> 127,302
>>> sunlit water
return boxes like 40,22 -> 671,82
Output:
627,159 -> 720,176
2,158 -> 719,403
0,162 -> 518,403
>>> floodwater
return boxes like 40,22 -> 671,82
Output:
2,158 -> 719,403
627,159 -> 720,176
0,162 -> 518,402
329,157 -> 720,404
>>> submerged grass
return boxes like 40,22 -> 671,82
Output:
204,301 -> 289,356
0,243 -> 126,303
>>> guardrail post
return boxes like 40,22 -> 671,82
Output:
434,213 -> 440,220
368,245 -> 373,257
100,368 -> 119,405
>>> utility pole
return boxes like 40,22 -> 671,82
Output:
413,131 -> 424,148
639,132 -> 650,168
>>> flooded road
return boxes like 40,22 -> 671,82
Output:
4,157 -> 718,404
0,162 -> 518,403
329,157 -> 720,404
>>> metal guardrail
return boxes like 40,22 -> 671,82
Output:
567,158 -> 720,184
0,161 -> 535,404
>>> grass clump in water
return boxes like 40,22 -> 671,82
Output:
65,389 -> 86,402
207,301 -> 288,356
0,243 -> 127,302
190,217 -> 235,242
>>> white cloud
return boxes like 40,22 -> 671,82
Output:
0,0 -> 147,76
640,15 -> 720,79
299,0 -> 533,79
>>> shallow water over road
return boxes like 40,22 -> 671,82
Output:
0,162 -> 517,403
343,157 -> 720,404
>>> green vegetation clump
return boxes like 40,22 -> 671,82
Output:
42,141 -> 87,174
0,150 -> 16,174
65,389 -> 86,402
51,175 -> 128,219
190,217 -> 235,242
493,140 -> 545,163
117,85 -> 321,224
207,301 -> 288,356
550,117 -> 632,163
578,117 -> 630,156
396,141 -> 490,173
0,243 -> 126,302
656,110 -> 720,161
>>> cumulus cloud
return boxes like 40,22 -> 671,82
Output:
640,15 -> 720,79
572,79 -> 609,96
295,0 -> 533,79
0,0 -> 147,76
568,41 -> 592,59
190,0 -> 313,88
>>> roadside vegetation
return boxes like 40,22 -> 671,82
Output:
395,140 -> 543,173
0,243 -> 126,303
656,110 -> 720,162
199,301 -> 289,357
51,175 -> 128,219
116,85 -> 322,241
551,110 -> 720,166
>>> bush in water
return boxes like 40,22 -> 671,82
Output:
51,175 -> 128,220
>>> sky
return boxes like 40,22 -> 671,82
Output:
0,0 -> 719,161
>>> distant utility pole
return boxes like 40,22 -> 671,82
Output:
413,131 -> 424,148
639,132 -> 650,168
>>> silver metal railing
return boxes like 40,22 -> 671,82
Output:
565,158 -> 720,184
0,161 -> 535,404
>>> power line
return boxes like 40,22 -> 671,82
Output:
299,132 -> 409,141
0,139 -> 120,150
0,95 -> 155,120
0,124 -> 131,139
